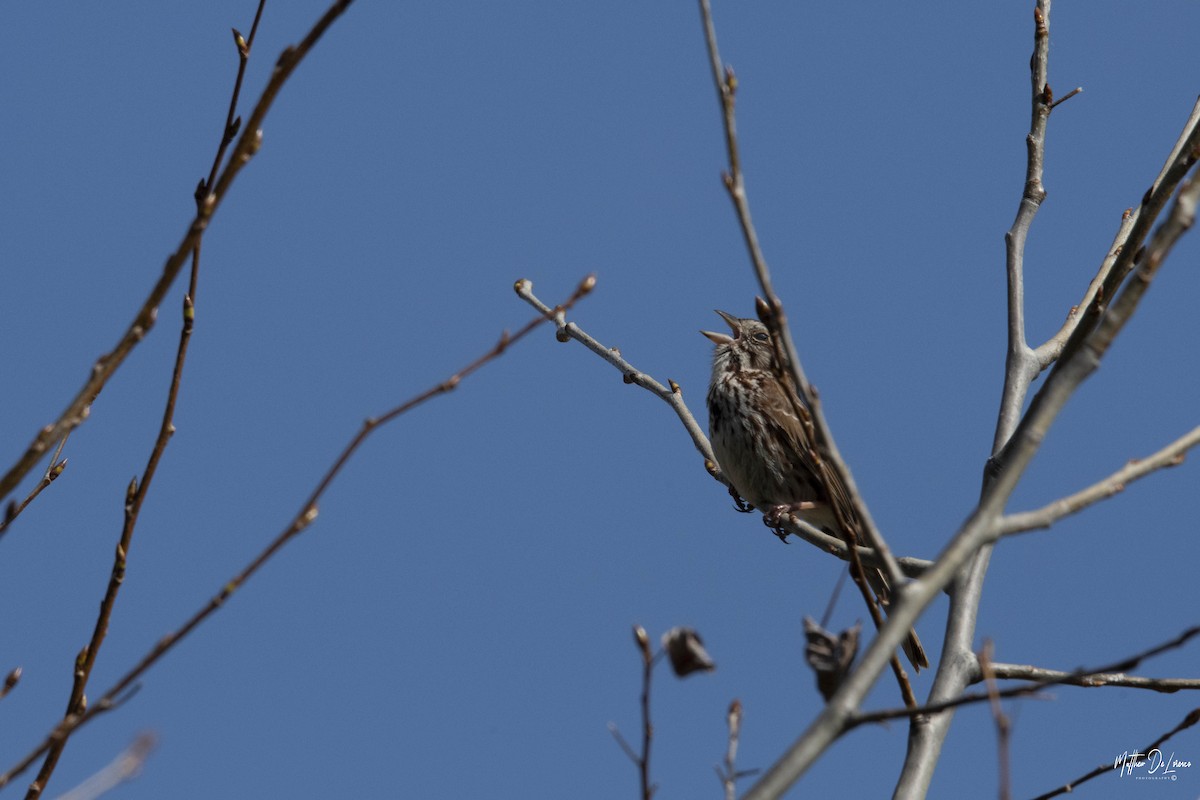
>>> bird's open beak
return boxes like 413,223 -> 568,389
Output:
700,309 -> 739,345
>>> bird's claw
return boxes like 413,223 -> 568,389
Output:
764,504 -> 792,542
764,504 -> 790,528
729,486 -> 754,513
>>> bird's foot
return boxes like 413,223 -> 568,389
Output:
763,501 -> 819,542
729,485 -> 754,513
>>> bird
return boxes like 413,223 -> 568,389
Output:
702,309 -> 928,672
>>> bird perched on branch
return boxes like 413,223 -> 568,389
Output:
703,309 -> 928,672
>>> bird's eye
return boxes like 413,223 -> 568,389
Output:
752,332 -> 770,342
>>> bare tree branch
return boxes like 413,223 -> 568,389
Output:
1047,106 -> 1200,377
0,0 -> 356,508
979,642 -> 1012,800
987,664 -> 1200,693
998,425 -> 1200,536
514,279 -> 715,473
0,278 -> 594,793
635,626 -> 656,800
897,9 -> 1067,781
715,699 -> 758,799
1033,94 -> 1200,369
1048,86 -> 1082,110
851,676 -> 1053,728
850,626 -> 1200,727
991,2 -> 1054,453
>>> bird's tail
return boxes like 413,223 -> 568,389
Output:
866,568 -> 929,672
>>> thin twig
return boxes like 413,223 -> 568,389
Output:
639,638 -> 656,800
1033,95 -> 1200,370
44,437 -> 69,480
1033,210 -> 1133,372
0,459 -> 66,541
0,0 -> 356,508
1048,86 -> 1082,110
849,626 -> 1200,728
607,722 -> 640,766
715,699 -> 758,800
0,277 -> 594,793
201,1 -> 268,203
514,279 -> 714,471
25,7 -> 271,794
1031,708 -> 1200,800
979,642 -> 1012,800
697,0 -> 770,299
818,568 -> 849,630
998,425 -> 1200,536
987,663 -> 1200,693
610,625 -> 659,800
851,682 -> 1053,728
721,700 -> 740,800
187,0 -> 268,308
784,525 -> 932,578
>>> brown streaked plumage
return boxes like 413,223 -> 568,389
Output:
702,310 -> 928,672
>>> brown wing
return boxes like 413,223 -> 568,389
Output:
766,376 -> 862,538
816,452 -> 862,539
756,375 -> 829,506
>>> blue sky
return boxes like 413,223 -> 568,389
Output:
2,2 -> 1199,798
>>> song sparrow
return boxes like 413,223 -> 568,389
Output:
702,310 -> 928,672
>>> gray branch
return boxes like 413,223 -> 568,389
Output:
897,4 -> 1058,795
999,426 -> 1200,536
1034,95 -> 1200,368
514,279 -> 715,469
991,0 -> 1053,454
987,663 -> 1200,693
